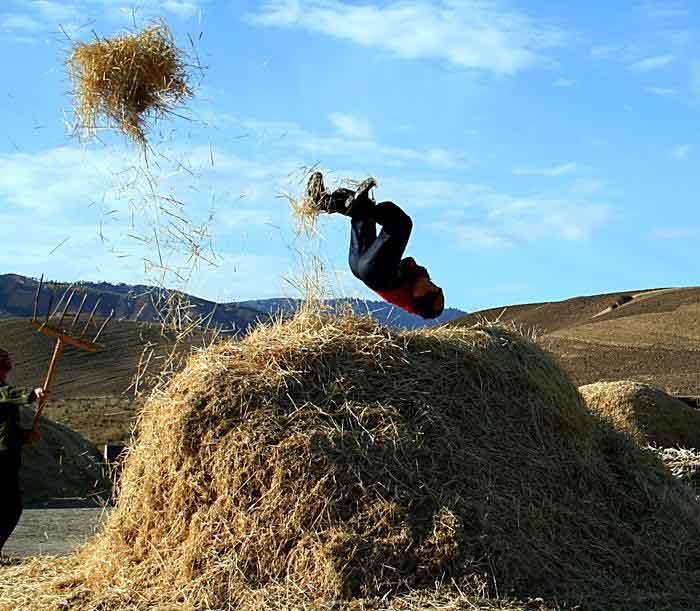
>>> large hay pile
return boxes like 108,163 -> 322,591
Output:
20,409 -> 110,505
579,381 -> 700,448
67,22 -> 193,144
5,312 -> 700,610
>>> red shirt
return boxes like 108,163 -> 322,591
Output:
373,257 -> 428,315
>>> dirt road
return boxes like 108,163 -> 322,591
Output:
3,508 -> 108,558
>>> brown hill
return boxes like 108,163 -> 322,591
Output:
451,287 -> 700,395
0,317 -> 191,399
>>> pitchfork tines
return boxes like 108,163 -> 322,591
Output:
29,274 -> 115,433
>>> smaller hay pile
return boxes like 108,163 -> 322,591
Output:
20,408 -> 110,505
654,447 -> 700,494
579,380 -> 700,449
67,22 -> 193,144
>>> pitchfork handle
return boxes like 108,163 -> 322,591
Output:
31,338 -> 65,434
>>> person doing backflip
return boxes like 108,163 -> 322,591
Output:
0,349 -> 44,556
306,172 -> 445,319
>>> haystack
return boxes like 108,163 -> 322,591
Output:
19,409 -> 110,505
67,22 -> 193,144
579,381 -> 700,448
6,312 -> 700,610
655,447 -> 700,494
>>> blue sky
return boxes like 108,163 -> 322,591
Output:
1,0 -> 698,312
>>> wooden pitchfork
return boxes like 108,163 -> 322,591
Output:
29,275 -> 114,434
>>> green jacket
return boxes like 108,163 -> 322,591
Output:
0,384 -> 33,458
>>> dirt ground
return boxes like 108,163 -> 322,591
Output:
3,507 -> 108,558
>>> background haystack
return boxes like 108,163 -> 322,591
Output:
19,409 -> 110,505
579,380 -> 700,448
654,447 -> 700,494
67,22 -> 193,144
16,310 -> 698,610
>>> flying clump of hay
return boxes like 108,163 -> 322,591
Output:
67,22 -> 194,145
10,310 -> 700,610
580,380 -> 700,449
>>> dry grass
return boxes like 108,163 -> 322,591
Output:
579,380 -> 700,448
550,303 -> 700,350
67,21 -> 194,145
3,311 -> 700,609
44,396 -> 142,445
284,170 -> 377,237
655,447 -> 700,493
0,556 -> 558,611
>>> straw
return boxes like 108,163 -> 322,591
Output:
579,380 -> 700,448
3,310 -> 700,610
67,21 -> 194,145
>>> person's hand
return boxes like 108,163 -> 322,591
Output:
30,387 -> 48,403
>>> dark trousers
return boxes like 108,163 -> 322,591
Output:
348,201 -> 413,292
0,460 -> 22,554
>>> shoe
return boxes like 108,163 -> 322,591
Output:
305,171 -> 327,208
305,173 -> 377,216
345,177 -> 377,216
304,172 -> 350,214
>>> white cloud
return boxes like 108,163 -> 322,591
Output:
482,194 -> 611,241
246,0 -> 565,75
569,178 -> 607,195
671,144 -> 691,160
161,1 -> 201,19
0,147 -> 120,213
590,45 -> 617,60
431,221 -> 511,248
590,45 -> 678,77
387,177 -> 614,248
0,144 -> 289,243
691,61 -> 700,98
513,162 -> 577,177
1,0 -> 204,40
86,0 -> 205,20
554,77 -> 576,88
645,86 -> 676,96
330,113 -> 372,140
370,176 -> 481,209
630,54 -> 674,72
432,193 -> 613,248
0,143 -> 299,300
637,1 -> 688,21
650,226 -> 697,240
32,1 -> 82,23
216,114 -> 469,169
0,14 -> 43,31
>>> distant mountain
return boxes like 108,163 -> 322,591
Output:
0,274 -> 263,334
240,298 -> 468,329
0,274 -> 467,332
